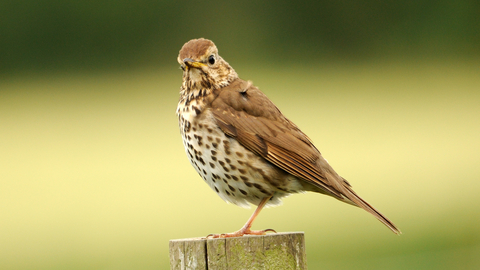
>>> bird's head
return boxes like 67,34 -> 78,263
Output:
178,38 -> 238,91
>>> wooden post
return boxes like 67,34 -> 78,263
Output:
169,232 -> 307,270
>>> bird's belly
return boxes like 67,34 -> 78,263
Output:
178,109 -> 300,208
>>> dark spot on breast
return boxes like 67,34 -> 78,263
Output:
199,124 -> 203,128
253,183 -> 263,190
212,156 -> 217,161
207,128 -> 213,133
211,150 -> 217,156
256,169 -> 272,184
209,162 -> 215,168
239,189 -> 248,196
225,158 -> 231,164
212,173 -> 218,180
192,127 -> 197,132
184,121 -> 191,133
212,142 -> 218,148
202,169 -> 206,175
218,160 -> 225,166
245,181 -> 253,187
222,166 -> 230,172
253,183 -> 269,194
259,189 -> 270,194
224,174 -> 231,179
215,186 -> 219,193
238,160 -> 244,165
229,164 -> 236,170
228,185 -> 235,192
236,152 -> 244,158
196,136 -> 203,146
231,175 -> 238,181
216,138 -> 221,143
192,106 -> 201,115
223,178 -> 228,183
223,140 -> 231,154
238,169 -> 246,174
225,190 -> 231,196
240,176 -> 249,181
206,144 -> 210,149
187,135 -> 191,141
207,136 -> 213,142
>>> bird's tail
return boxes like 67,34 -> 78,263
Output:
340,183 -> 401,235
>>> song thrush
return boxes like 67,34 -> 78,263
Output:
176,38 -> 400,238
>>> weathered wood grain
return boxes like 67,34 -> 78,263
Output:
169,232 -> 307,270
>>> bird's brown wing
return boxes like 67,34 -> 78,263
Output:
210,79 -> 344,199
210,79 -> 401,234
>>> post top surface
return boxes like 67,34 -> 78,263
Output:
169,231 -> 305,242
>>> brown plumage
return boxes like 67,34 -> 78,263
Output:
176,38 -> 401,237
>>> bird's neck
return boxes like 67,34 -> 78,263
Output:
177,64 -> 238,114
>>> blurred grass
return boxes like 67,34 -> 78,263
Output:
0,59 -> 479,269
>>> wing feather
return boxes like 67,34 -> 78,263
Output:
210,79 -> 341,197
209,78 -> 401,234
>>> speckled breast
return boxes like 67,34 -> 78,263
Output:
177,99 -> 292,208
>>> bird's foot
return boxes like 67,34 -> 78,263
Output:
206,228 -> 276,239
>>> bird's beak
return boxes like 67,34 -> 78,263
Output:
183,58 -> 206,69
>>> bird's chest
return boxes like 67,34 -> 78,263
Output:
178,103 -> 220,171
177,102 -> 228,185
177,101 -> 280,207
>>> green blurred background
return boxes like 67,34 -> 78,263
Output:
1,1 -> 479,269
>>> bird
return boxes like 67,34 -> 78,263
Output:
176,38 -> 400,238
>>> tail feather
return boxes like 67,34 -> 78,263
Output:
341,185 -> 401,235
311,161 -> 401,234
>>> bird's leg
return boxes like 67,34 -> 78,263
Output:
207,195 -> 276,238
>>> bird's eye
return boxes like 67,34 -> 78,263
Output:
208,55 -> 215,65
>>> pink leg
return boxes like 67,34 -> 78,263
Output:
207,196 -> 276,238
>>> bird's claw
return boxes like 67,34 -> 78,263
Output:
205,228 -> 277,239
